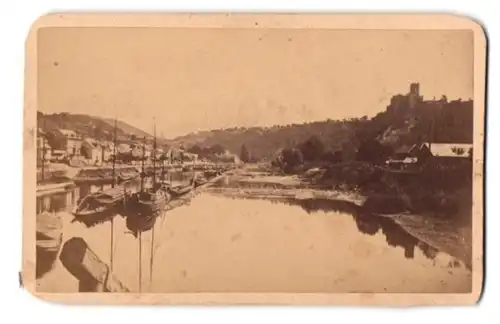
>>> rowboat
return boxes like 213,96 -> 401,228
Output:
166,180 -> 194,198
36,211 -> 63,278
194,176 -> 207,187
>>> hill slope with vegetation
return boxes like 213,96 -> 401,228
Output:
170,97 -> 473,161
38,94 -> 473,162
37,112 -> 152,141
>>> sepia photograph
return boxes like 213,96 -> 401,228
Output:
24,14 -> 485,304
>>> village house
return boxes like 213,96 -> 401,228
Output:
57,129 -> 83,157
386,142 -> 472,169
424,142 -> 473,165
130,144 -> 143,160
114,143 -> 133,164
386,143 -> 430,169
182,151 -> 198,163
81,138 -> 104,165
152,147 -> 165,161
165,147 -> 183,164
100,141 -> 115,162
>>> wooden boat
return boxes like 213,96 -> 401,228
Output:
73,168 -> 115,183
166,180 -> 194,198
133,186 -> 168,215
117,168 -> 140,182
36,211 -> 63,252
204,170 -> 218,179
194,177 -> 207,187
36,211 -> 63,278
125,211 -> 157,237
73,187 -> 124,217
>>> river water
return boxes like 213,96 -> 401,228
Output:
37,191 -> 472,294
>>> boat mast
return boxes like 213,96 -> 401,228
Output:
149,218 -> 155,287
149,119 -> 157,288
110,117 -> 117,272
138,231 -> 142,292
141,136 -> 146,192
161,155 -> 165,182
159,131 -> 165,183
112,118 -> 117,188
152,120 -> 157,188
40,124 -> 45,182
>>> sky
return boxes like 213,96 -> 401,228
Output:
37,28 -> 473,139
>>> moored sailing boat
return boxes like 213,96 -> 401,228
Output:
134,184 -> 168,215
71,118 -> 124,227
127,123 -> 169,234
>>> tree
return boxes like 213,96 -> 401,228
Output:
298,135 -> 325,161
240,144 -> 251,163
187,144 -> 202,155
281,148 -> 304,174
356,139 -> 392,164
209,144 -> 226,155
322,150 -> 342,164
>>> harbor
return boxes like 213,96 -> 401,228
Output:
36,160 -> 233,292
35,159 -> 472,293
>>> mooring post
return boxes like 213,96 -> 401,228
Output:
59,237 -> 129,292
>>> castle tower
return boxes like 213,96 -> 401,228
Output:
409,82 -> 420,97
408,82 -> 421,109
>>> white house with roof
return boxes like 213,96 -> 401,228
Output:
100,141 -> 115,162
57,128 -> 83,156
425,143 -> 473,158
81,138 -> 104,165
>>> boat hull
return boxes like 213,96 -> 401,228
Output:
126,212 -> 157,236
136,198 -> 166,214
167,184 -> 194,198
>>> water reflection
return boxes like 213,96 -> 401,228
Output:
223,196 -> 440,264
149,193 -> 470,293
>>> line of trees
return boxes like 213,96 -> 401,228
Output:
272,135 -> 395,174
186,143 -> 239,163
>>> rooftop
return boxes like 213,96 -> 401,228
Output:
425,143 -> 472,158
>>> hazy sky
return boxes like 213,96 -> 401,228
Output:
38,28 -> 473,139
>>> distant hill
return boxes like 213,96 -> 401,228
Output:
100,118 -> 152,139
166,97 -> 473,159
38,90 -> 473,160
166,119 -> 362,159
37,112 -> 152,142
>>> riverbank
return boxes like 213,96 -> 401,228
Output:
232,162 -> 472,222
207,163 -> 473,268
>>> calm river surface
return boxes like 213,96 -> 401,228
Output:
37,192 -> 472,293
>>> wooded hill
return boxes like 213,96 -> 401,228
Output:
38,95 -> 473,160
37,112 -> 152,141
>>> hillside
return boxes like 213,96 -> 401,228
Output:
167,119 -> 363,159
101,118 -> 152,139
37,112 -> 152,141
166,96 -> 473,159
37,91 -> 473,161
